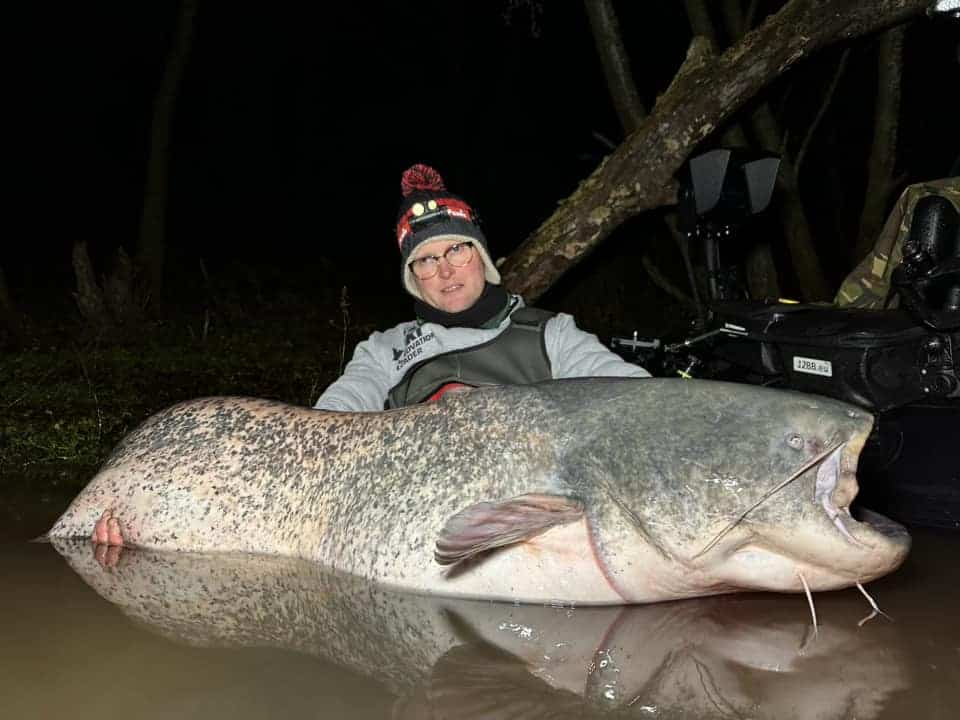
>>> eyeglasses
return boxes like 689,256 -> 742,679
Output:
407,242 -> 475,280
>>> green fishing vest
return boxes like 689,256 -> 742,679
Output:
386,306 -> 555,409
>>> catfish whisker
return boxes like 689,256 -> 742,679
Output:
828,510 -> 867,547
798,571 -> 818,640
693,442 -> 843,559
855,581 -> 892,626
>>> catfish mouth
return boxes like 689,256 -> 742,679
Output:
813,439 -> 909,551
814,443 -> 864,544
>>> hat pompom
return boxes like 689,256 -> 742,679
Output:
401,164 -> 446,197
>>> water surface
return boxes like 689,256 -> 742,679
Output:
2,528 -> 958,719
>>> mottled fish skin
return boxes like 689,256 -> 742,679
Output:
47,379 -> 910,604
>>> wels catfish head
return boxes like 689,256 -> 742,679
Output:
695,398 -> 911,595
553,379 -> 911,603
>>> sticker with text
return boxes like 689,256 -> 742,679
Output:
792,355 -> 833,377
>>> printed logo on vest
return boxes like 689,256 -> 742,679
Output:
394,325 -> 436,371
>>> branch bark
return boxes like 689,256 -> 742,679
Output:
685,0 -> 749,149
501,0 -> 928,302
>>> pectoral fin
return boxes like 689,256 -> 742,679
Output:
435,493 -> 585,566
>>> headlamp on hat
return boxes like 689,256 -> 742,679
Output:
397,197 -> 477,247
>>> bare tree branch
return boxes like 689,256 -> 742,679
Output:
641,253 -> 696,309
854,25 -> 906,261
136,0 -> 200,306
749,100 -> 834,298
501,0 -> 928,302
744,0 -> 763,34
794,48 -> 851,171
584,0 -> 646,133
683,0 -> 719,45
719,0 -> 744,44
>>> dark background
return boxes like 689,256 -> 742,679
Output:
3,0 -> 959,534
6,1 -> 960,333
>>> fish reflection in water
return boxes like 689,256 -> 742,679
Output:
51,538 -> 909,720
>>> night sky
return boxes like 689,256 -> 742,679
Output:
8,1 -> 960,316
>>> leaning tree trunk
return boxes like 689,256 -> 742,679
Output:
500,0 -> 929,302
136,0 -> 199,307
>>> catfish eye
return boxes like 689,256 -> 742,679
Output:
787,434 -> 804,450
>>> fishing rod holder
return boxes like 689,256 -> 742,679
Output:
677,148 -> 781,305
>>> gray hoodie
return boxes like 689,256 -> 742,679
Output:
314,295 -> 650,412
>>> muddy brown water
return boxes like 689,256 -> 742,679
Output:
2,516 -> 958,720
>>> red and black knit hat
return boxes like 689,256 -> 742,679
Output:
395,164 -> 501,300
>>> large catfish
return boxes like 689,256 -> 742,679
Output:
46,378 -> 910,604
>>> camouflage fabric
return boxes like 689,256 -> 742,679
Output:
835,177 -> 960,308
